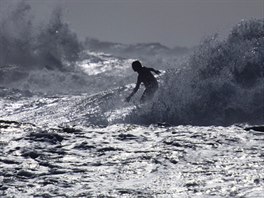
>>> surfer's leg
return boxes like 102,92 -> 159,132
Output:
140,83 -> 159,103
140,88 -> 155,103
140,89 -> 148,103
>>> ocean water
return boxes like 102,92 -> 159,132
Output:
1,120 -> 264,197
0,5 -> 263,196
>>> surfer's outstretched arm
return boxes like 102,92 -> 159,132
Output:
148,67 -> 161,75
125,78 -> 141,102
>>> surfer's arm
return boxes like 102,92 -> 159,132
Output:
148,67 -> 161,75
125,78 -> 141,102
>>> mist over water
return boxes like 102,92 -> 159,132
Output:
0,1 -> 85,94
0,1 -> 81,68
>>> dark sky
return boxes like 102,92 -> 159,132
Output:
27,0 -> 263,47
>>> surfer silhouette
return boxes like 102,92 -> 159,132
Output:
126,60 -> 161,103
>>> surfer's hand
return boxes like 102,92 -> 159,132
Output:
125,96 -> 131,102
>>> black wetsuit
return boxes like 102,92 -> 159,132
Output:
135,67 -> 158,102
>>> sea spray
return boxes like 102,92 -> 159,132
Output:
127,19 -> 264,126
0,1 -> 83,94
0,1 -> 81,70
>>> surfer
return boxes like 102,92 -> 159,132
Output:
126,60 -> 161,103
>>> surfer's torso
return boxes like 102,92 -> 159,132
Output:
137,67 -> 158,89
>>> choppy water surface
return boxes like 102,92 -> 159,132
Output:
1,119 -> 264,197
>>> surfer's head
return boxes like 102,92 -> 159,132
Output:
132,60 -> 142,72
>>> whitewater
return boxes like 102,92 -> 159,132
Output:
0,3 -> 263,196
0,118 -> 264,197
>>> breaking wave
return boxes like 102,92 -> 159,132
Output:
0,1 -> 81,69
126,19 -> 264,126
0,1 -> 86,94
